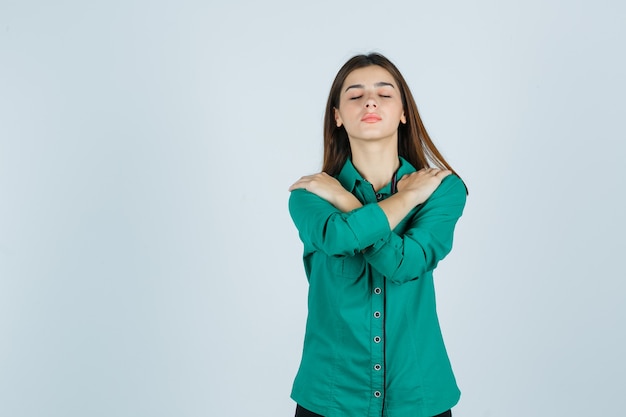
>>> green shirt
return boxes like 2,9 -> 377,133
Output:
289,157 -> 467,417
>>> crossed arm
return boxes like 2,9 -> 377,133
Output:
288,168 -> 466,284
288,168 -> 452,230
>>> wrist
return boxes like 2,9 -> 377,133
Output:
395,189 -> 418,206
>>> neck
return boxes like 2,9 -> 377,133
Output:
349,139 -> 400,191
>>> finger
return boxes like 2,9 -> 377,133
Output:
288,177 -> 311,191
288,182 -> 303,191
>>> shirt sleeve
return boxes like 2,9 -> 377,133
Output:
362,175 -> 467,285
289,188 -> 391,257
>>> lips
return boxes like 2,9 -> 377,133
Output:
361,113 -> 382,123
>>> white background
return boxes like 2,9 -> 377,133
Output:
1,1 -> 625,416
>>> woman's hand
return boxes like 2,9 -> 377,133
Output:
289,172 -> 362,212
397,168 -> 452,206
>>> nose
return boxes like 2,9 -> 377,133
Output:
365,100 -> 377,109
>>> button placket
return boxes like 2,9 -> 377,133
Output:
370,275 -> 385,403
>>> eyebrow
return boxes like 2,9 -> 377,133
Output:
344,82 -> 395,92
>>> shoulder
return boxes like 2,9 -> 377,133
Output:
422,174 -> 467,212
288,188 -> 312,210
435,174 -> 467,200
288,188 -> 336,215
289,188 -> 323,204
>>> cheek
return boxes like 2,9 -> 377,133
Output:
338,105 -> 358,121
340,100 -> 356,112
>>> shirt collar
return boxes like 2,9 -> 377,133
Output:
336,156 -> 416,193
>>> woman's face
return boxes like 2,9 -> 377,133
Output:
334,65 -> 406,144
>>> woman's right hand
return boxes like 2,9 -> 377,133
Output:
397,168 -> 451,206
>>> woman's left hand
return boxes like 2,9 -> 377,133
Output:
289,172 -> 362,212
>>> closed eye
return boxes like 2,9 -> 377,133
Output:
349,96 -> 363,100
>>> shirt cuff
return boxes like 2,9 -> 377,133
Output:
345,203 -> 391,250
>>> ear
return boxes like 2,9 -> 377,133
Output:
400,111 -> 406,125
334,107 -> 343,127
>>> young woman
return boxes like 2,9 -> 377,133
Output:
288,53 -> 467,417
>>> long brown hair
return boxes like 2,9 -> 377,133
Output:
322,53 -> 461,183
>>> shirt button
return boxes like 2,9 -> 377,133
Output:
373,311 -> 381,318
374,336 -> 381,343
374,391 -> 382,398
374,364 -> 381,371
374,287 -> 382,294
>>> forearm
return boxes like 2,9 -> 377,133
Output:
363,224 -> 454,284
363,175 -> 467,284
289,190 -> 391,256
377,190 -> 419,230
331,189 -> 416,230
331,191 -> 363,212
